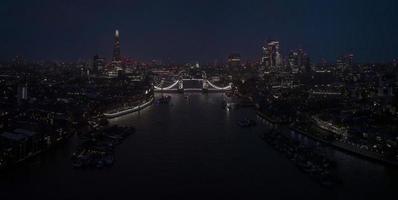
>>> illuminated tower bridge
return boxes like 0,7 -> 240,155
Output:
154,71 -> 232,93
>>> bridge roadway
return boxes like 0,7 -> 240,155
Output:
154,79 -> 232,93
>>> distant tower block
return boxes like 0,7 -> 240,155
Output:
112,30 -> 121,63
227,53 -> 241,69
261,40 -> 282,69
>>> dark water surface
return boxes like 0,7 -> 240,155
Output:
1,93 -> 397,199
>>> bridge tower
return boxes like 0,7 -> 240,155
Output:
202,71 -> 209,92
178,79 -> 184,92
202,77 -> 208,91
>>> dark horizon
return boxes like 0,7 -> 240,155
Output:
1,0 -> 397,63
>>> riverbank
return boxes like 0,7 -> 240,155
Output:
72,125 -> 134,169
0,131 -> 74,172
256,110 -> 398,167
103,97 -> 154,118
261,129 -> 340,187
291,126 -> 398,166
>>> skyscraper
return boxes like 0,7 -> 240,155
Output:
112,30 -> 121,63
261,40 -> 282,69
288,49 -> 311,73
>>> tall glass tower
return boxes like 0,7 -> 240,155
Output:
261,40 -> 282,69
112,30 -> 121,63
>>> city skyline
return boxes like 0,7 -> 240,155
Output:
1,0 -> 397,63
1,1 -> 398,198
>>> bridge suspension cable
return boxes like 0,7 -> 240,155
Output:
206,80 -> 232,90
154,80 -> 180,90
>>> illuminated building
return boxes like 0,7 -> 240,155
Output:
17,83 -> 28,104
227,53 -> 241,69
112,30 -> 121,65
107,29 -> 124,76
261,40 -> 282,69
288,49 -> 311,73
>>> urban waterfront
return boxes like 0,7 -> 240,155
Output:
1,93 -> 397,199
1,1 -> 398,199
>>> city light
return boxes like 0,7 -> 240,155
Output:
1,1 -> 397,199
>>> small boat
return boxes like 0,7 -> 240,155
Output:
238,120 -> 250,127
72,160 -> 83,168
238,119 -> 257,127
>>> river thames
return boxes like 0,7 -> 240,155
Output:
1,93 -> 397,199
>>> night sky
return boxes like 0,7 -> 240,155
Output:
1,0 -> 397,63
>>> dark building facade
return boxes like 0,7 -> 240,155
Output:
227,53 -> 241,69
93,55 -> 105,74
